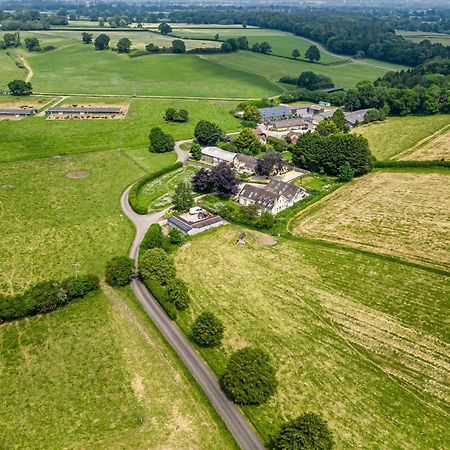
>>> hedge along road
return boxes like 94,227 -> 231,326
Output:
120,148 -> 265,450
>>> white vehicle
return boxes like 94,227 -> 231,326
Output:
189,206 -> 203,215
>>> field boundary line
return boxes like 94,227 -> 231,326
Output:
392,123 -> 450,160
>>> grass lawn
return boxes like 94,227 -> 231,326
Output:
21,43 -> 281,98
293,173 -> 336,193
0,286 -> 236,449
175,225 -> 450,448
203,51 -> 407,90
291,171 -> 450,270
171,28 -> 342,64
0,50 -> 25,90
0,97 -> 240,163
355,115 -> 450,160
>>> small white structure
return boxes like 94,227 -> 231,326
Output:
238,179 -> 307,215
201,147 -> 237,165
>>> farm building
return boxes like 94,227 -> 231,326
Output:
252,127 -> 268,144
167,213 -> 225,236
238,179 -> 307,215
268,118 -> 311,132
236,153 -> 258,173
46,106 -> 123,115
344,109 -> 369,128
259,105 -> 293,121
201,147 -> 237,166
0,108 -> 36,116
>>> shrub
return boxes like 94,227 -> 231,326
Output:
190,142 -> 202,160
139,248 -> 176,285
104,257 -> 134,287
220,347 -> 277,405
337,162 -> 354,182
169,228 -> 184,245
141,224 -> 165,250
144,279 -> 177,320
166,278 -> 190,310
272,412 -> 334,450
191,311 -> 224,347
63,274 -> 100,298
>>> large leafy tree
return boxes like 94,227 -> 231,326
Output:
194,120 -> 223,146
171,39 -> 186,53
94,33 -> 110,50
81,32 -> 93,44
166,278 -> 190,310
149,127 -> 175,153
173,181 -> 193,212
255,151 -> 284,176
3,32 -> 20,47
292,48 -> 300,59
220,347 -> 277,405
116,37 -> 132,53
192,168 -> 213,192
8,80 -> 32,96
330,108 -> 349,132
272,412 -> 334,450
105,256 -> 134,287
234,128 -> 261,155
242,105 -> 261,124
141,224 -> 166,250
158,22 -> 172,35
191,311 -> 224,347
210,162 -> 239,197
139,248 -> 176,285
305,44 -> 321,62
25,37 -> 40,52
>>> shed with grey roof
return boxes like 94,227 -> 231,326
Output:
0,108 -> 35,116
46,106 -> 123,115
259,105 -> 292,121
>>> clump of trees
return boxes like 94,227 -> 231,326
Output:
191,311 -> 224,347
272,412 -> 334,450
164,107 -> 189,123
0,275 -> 99,322
116,37 -> 132,53
241,104 -> 261,127
194,120 -> 223,146
8,79 -> 32,96
255,152 -> 285,176
171,39 -> 186,53
94,33 -> 110,50
81,32 -> 93,44
2,32 -> 20,48
140,248 -> 176,285
158,22 -> 172,35
105,256 -> 134,287
220,347 -> 277,405
149,127 -> 175,153
234,128 -> 263,155
173,181 -> 193,212
251,41 -> 272,54
25,36 -> 40,51
192,163 -> 239,197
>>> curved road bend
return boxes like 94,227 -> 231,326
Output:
120,169 -> 265,450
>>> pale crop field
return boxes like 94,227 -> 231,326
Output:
175,225 -> 450,448
291,171 -> 450,270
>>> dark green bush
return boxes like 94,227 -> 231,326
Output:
0,275 -> 99,322
166,278 -> 190,310
104,257 -> 134,287
272,412 -> 334,450
144,279 -> 177,320
139,248 -> 176,285
141,224 -> 166,250
191,311 -> 224,347
128,162 -> 183,214
220,347 -> 277,405
374,160 -> 450,168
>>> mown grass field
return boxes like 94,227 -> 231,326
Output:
203,51 -> 407,90
171,28 -> 342,64
291,171 -> 450,270
0,97 -> 240,163
0,50 -> 25,89
0,286 -> 236,449
401,125 -> 450,160
356,115 -> 450,160
20,43 -> 280,98
175,225 -> 450,448
0,147 -> 235,448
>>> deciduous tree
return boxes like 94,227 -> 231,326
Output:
305,44 -> 321,62
173,181 -> 193,212
8,79 -> 32,96
105,256 -> 134,286
194,120 -> 223,146
81,32 -> 93,44
149,127 -> 175,153
139,248 -> 176,285
94,33 -> 110,50
159,22 -> 172,35
116,37 -> 131,53
292,48 -> 300,59
210,162 -> 239,197
192,311 -> 224,347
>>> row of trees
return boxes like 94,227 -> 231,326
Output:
1,32 -> 55,52
280,71 -> 334,90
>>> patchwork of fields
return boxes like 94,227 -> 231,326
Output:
291,171 -> 450,270
175,226 -> 450,448
356,115 -> 450,160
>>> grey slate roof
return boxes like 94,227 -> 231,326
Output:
236,153 -> 258,171
239,184 -> 279,208
259,105 -> 292,120
0,108 -> 35,116
267,179 -> 304,202
344,109 -> 369,126
47,107 -> 122,114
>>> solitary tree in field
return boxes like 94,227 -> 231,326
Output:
173,181 -> 193,212
98,16 -> 105,27
192,311 -> 224,347
25,37 -> 40,52
8,80 -> 32,96
305,45 -> 321,62
214,33 -> 220,41
117,37 -> 132,53
272,412 -> 334,450
3,32 -> 20,48
292,48 -> 300,59
158,22 -> 172,35
104,256 -> 134,287
81,32 -> 93,44
94,33 -> 110,50
171,39 -> 186,54
148,127 -> 175,153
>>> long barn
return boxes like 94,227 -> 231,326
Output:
46,106 -> 123,115
0,108 -> 36,116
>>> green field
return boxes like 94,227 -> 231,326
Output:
171,28 -> 342,64
18,43 -> 280,98
0,145 -> 235,448
0,51 -> 25,89
175,225 -> 450,448
398,31 -> 450,45
0,97 -> 240,163
356,115 -> 450,160
202,51 -> 406,89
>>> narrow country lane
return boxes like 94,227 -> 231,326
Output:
119,150 -> 265,450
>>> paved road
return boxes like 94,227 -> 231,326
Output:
174,139 -> 192,165
120,180 -> 265,450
